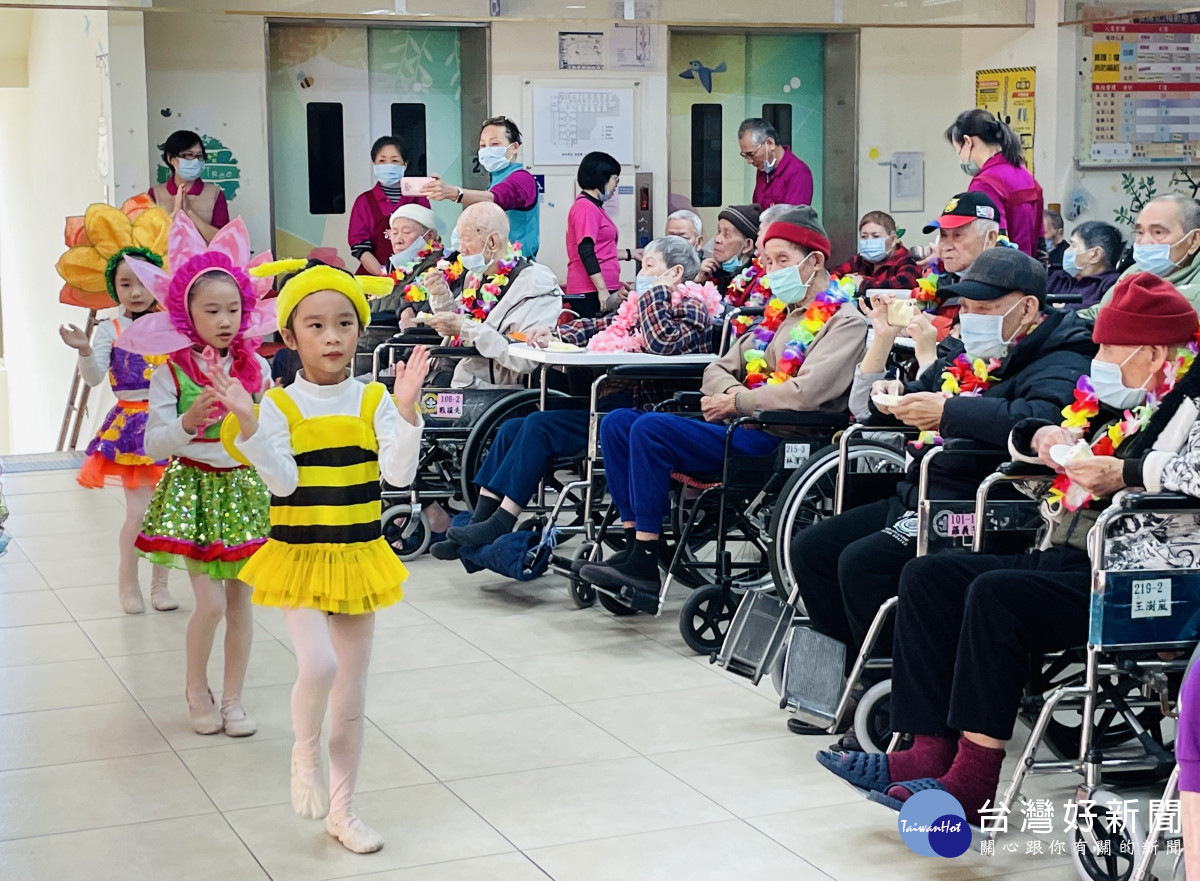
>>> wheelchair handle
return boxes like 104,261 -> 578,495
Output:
751,410 -> 851,430
607,363 -> 709,380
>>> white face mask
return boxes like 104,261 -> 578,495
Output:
958,298 -> 1028,360
390,238 -> 425,270
1091,348 -> 1149,411
478,145 -> 512,173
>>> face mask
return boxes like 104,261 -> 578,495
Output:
599,185 -> 614,204
176,158 -> 204,181
460,250 -> 487,273
720,254 -> 744,273
1133,234 -> 1194,276
765,259 -> 814,306
959,299 -> 1027,360
635,271 -> 668,296
762,147 -> 778,174
1091,349 -> 1149,411
390,238 -> 424,270
858,237 -> 888,262
478,145 -> 512,173
449,227 -> 460,252
1062,248 -> 1080,278
373,164 -> 405,187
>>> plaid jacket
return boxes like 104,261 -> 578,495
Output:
558,284 -> 710,354
832,244 -> 921,291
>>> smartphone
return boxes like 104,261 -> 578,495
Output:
886,298 -> 916,328
401,176 -> 435,196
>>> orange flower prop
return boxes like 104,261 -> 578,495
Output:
56,195 -> 170,310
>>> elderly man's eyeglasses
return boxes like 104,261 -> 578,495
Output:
739,141 -> 770,160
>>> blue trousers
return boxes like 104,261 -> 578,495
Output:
473,410 -> 589,507
599,409 -> 781,533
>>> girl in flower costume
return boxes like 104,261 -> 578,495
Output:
117,213 -> 276,738
211,260 -> 427,854
55,199 -> 176,614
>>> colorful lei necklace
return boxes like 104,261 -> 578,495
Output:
744,277 -> 857,389
913,271 -> 939,310
911,354 -> 1001,448
1047,341 -> 1199,510
726,258 -> 767,337
458,243 -> 523,322
392,240 -> 442,303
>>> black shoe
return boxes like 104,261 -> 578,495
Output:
578,561 -> 661,595
429,540 -> 462,561
619,584 -> 660,614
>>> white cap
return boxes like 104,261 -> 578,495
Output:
389,203 -> 438,230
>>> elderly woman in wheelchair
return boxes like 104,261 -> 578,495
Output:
578,209 -> 868,610
818,273 -> 1200,829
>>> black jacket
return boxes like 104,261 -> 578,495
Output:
870,309 -> 1098,506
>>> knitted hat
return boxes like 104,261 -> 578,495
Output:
251,259 -> 393,328
762,207 -> 831,258
390,203 -> 438,231
1093,272 -> 1199,346
718,204 -> 761,240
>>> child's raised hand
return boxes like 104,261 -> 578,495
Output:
58,324 -> 91,354
392,346 -> 430,418
208,362 -> 256,426
181,388 -> 221,434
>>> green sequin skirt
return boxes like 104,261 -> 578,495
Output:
136,458 -> 270,580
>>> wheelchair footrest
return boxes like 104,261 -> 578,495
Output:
714,588 -> 791,684
781,627 -> 847,729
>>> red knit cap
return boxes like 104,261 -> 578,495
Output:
1093,272 -> 1199,346
763,217 -> 831,259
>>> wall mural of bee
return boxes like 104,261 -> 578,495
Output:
297,72 -> 313,89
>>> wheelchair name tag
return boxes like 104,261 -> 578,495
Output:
783,444 -> 811,470
421,392 -> 464,418
1131,578 -> 1172,619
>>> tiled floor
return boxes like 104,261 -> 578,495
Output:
0,469 -> 1132,879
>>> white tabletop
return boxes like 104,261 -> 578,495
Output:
506,343 -> 716,367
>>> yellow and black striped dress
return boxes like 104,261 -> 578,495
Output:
239,382 -> 407,615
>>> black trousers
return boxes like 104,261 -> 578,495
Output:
890,547 -> 1091,742
790,497 -> 918,662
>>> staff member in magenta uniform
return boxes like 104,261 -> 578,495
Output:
148,130 -> 229,244
738,117 -> 813,209
348,136 -> 431,277
946,108 -> 1045,259
565,151 -> 623,319
424,116 -> 540,257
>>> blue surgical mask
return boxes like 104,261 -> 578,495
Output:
390,238 -> 424,270
373,164 -> 405,187
858,237 -> 888,262
1133,235 -> 1194,276
460,250 -> 487,273
176,158 -> 204,181
1061,247 -> 1080,278
958,299 -> 1025,360
1090,350 -> 1148,411
720,254 -> 744,273
765,259 -> 814,306
635,270 -> 673,295
478,145 -> 512,173
449,227 -> 461,252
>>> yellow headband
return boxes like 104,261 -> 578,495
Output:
250,260 -> 392,328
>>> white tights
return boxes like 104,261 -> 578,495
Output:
120,484 -> 168,591
283,608 -> 375,820
185,575 -> 254,710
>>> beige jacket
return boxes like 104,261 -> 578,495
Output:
702,301 -> 867,415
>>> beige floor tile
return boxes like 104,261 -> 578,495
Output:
40,558 -> 121,591
54,578 -> 195,620
373,599 -> 435,629
364,622 -> 491,674
441,608 -> 650,659
106,638 -> 297,700
448,756 -> 731,850
325,852 -> 552,881
404,575 -> 571,623
527,820 -> 832,881
18,530 -> 123,562
2,472 -> 89,495
140,682 -> 298,750
0,562 -> 50,592
0,542 -> 30,565
224,783 -> 513,881
0,813 -> 270,881
503,640 -> 721,703
7,508 -> 119,539
4,487 -> 122,516
0,658 -> 131,714
0,752 -> 215,841
380,704 -> 635,780
0,621 -> 98,667
181,728 -> 434,811
0,589 -> 72,626
80,611 -> 277,658
366,660 -> 557,726
0,702 -> 168,771
568,683 -> 786,754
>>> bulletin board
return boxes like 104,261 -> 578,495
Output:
1079,20 -> 1200,167
974,67 -> 1036,175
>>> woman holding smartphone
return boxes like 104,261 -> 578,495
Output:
348,136 -> 431,276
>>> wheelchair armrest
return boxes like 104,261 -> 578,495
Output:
1119,492 -> 1200,512
997,461 -> 1056,479
427,346 -> 481,358
388,328 -> 442,343
607,363 -> 709,380
1046,293 -> 1083,305
670,391 -> 704,410
751,409 -> 851,430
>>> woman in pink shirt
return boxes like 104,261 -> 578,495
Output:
565,151 -> 623,318
347,136 -> 431,277
946,109 -> 1044,259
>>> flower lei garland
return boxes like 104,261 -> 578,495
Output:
1047,341 -> 1200,511
393,240 -> 442,303
743,277 -> 858,389
912,272 -> 939,310
449,243 -> 522,322
587,280 -> 723,353
910,354 -> 1001,448
725,258 -> 767,337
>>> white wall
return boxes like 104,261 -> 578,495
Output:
0,10 -> 115,454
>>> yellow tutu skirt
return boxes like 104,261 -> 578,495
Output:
242,537 -> 407,615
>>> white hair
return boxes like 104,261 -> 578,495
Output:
969,218 -> 1000,237
667,209 -> 703,239
759,204 -> 793,229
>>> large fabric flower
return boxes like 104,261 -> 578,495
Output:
55,195 -> 170,310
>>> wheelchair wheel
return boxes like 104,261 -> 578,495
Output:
1069,789 -> 1143,881
381,504 -> 432,560
767,442 -> 906,604
853,680 -> 895,754
459,389 -> 568,508
568,544 -> 596,609
662,487 -> 769,591
679,584 -> 740,654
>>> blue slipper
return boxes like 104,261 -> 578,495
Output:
815,749 -> 892,796
873,779 -> 985,832
867,788 -> 906,812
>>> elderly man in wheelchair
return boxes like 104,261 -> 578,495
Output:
818,273 -> 1200,833
578,209 -> 868,611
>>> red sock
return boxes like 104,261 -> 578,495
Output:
890,737 -> 1005,827
885,734 -> 956,783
